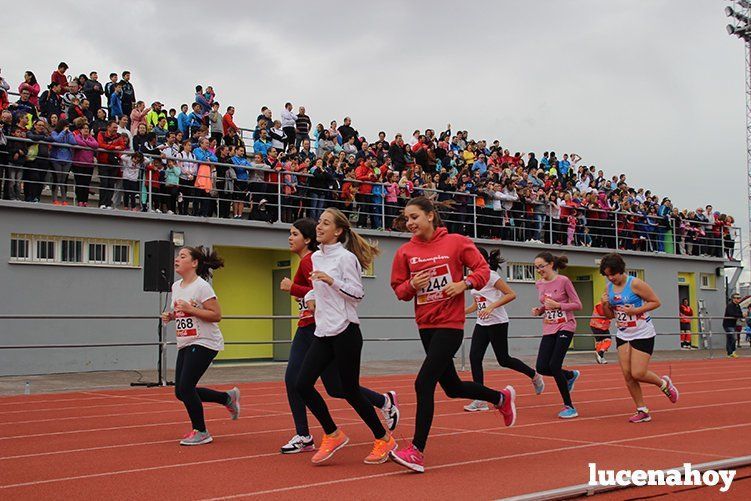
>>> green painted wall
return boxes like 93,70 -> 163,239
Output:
213,246 -> 277,360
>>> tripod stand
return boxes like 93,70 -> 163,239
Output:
131,291 -> 175,388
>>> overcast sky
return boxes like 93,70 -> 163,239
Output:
3,0 -> 749,250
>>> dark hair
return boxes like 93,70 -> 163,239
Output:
535,251 -> 569,271
292,218 -> 319,252
55,118 -> 69,133
109,72 -> 117,78
477,246 -> 506,271
58,62 -> 68,70
122,71 -> 130,77
184,246 -> 224,280
25,71 -> 37,85
404,196 -> 445,228
599,252 -> 626,275
146,131 -> 157,142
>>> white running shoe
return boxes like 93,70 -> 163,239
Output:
225,387 -> 240,420
180,429 -> 213,446
464,399 -> 490,412
380,391 -> 400,431
595,351 -> 608,364
532,373 -> 545,395
280,434 -> 315,454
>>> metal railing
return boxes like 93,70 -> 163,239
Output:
0,135 -> 742,260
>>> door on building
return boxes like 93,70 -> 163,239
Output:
571,280 -> 594,350
272,268 -> 292,361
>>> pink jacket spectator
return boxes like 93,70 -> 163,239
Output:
73,132 -> 99,168
18,82 -> 41,107
130,107 -> 148,135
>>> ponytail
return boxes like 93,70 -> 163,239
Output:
535,251 -> 568,271
185,246 -> 225,279
476,245 -> 506,271
322,207 -> 380,269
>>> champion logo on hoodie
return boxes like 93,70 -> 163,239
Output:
409,255 -> 450,265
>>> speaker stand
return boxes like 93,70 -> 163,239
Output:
132,292 -> 174,388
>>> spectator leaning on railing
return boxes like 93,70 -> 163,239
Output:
0,62 -> 740,260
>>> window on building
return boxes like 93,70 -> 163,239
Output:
506,263 -> 536,283
626,269 -> 644,280
700,273 -> 716,290
36,240 -> 55,261
88,243 -> 107,264
61,239 -> 84,263
112,244 -> 130,265
10,237 -> 30,260
9,234 -> 137,267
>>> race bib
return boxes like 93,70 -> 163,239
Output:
615,306 -> 641,329
175,311 -> 199,337
543,308 -> 565,324
475,295 -> 488,311
296,297 -> 313,319
415,264 -> 451,305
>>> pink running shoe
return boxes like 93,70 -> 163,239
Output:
496,385 -> 517,427
661,376 -> 679,404
628,410 -> 651,423
389,443 -> 424,473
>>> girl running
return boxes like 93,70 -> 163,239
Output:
531,252 -> 582,419
679,298 -> 694,350
295,208 -> 396,465
598,252 -> 679,423
389,197 -> 516,473
464,247 -> 544,412
590,301 -> 613,364
161,246 -> 240,446
280,218 -> 399,454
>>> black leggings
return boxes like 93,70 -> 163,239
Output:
285,324 -> 385,437
414,328 -> 501,451
295,323 -> 386,439
174,345 -> 229,432
536,331 -> 576,407
469,323 -> 536,385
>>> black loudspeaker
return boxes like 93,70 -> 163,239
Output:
144,240 -> 174,292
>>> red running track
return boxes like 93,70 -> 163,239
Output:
0,358 -> 750,500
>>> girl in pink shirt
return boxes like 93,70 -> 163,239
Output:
531,252 -> 582,419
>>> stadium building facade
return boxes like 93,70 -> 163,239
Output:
0,201 -> 735,376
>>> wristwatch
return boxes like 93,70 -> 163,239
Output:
464,279 -> 474,290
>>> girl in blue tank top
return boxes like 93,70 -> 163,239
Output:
598,253 -> 679,424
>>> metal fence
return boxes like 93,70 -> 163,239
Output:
0,136 -> 741,260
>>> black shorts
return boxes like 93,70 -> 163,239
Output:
680,323 -> 691,331
616,336 -> 655,356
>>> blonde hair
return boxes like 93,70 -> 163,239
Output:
323,207 -> 380,269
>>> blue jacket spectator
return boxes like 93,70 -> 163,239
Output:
231,154 -> 251,181
109,90 -> 123,119
50,128 -> 77,162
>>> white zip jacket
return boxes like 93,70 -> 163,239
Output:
304,242 -> 364,337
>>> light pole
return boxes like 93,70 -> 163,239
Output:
726,0 -> 751,281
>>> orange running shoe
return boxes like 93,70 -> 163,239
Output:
364,434 -> 397,464
311,430 -> 349,464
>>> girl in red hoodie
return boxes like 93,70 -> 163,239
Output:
389,197 -> 516,473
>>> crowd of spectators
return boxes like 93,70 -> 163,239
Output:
0,62 -> 738,260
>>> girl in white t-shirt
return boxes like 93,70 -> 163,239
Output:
161,246 -> 240,446
464,248 -> 544,412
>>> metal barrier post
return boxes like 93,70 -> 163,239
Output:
615,217 -> 619,249
276,174 -> 282,223
381,191 -> 386,231
472,196 -> 477,238
460,336 -> 467,371
549,214 -> 553,243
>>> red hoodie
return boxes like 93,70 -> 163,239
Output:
391,227 -> 489,330
290,252 -> 315,328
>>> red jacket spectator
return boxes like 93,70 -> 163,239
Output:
355,160 -> 376,194
96,129 -> 127,165
51,67 -> 68,90
222,111 -> 238,134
